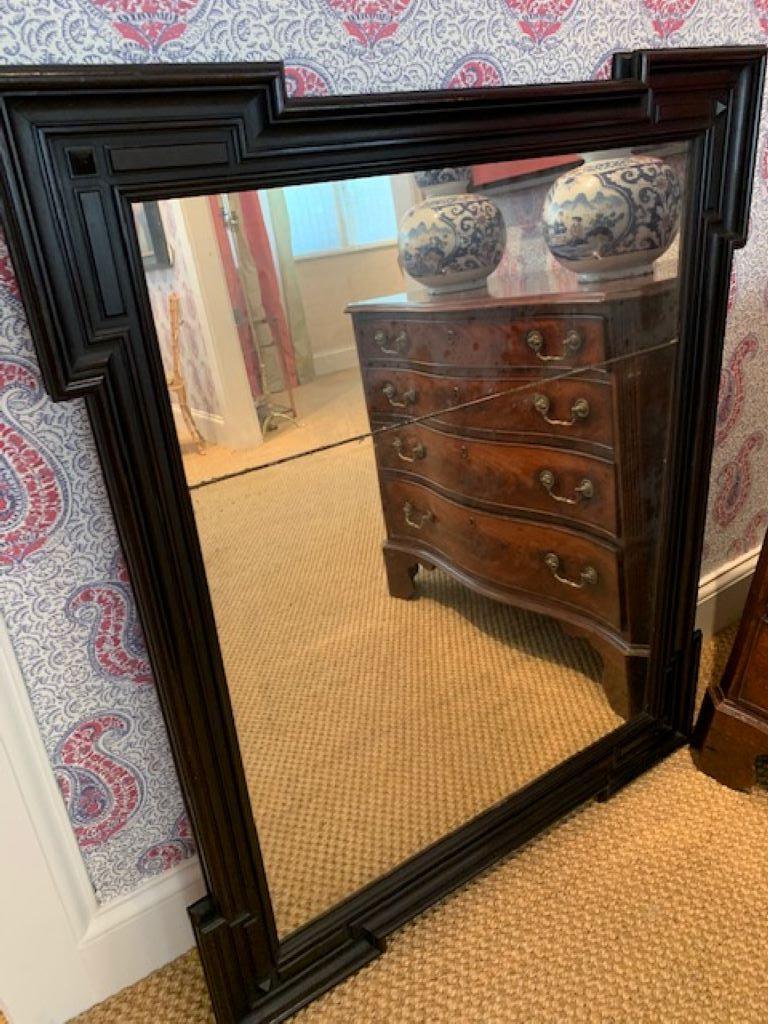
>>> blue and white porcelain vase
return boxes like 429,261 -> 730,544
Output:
542,155 -> 681,281
413,166 -> 471,197
398,193 -> 506,294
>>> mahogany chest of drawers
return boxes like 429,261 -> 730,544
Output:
348,276 -> 679,718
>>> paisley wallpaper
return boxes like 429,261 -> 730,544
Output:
0,0 -> 767,904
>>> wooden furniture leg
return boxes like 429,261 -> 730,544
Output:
177,380 -> 207,455
383,546 -> 420,599
561,621 -> 647,720
593,641 -> 648,720
692,688 -> 768,791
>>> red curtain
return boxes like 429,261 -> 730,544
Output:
208,195 -> 263,398
237,192 -> 298,388
208,192 -> 300,397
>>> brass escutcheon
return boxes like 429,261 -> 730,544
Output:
403,501 -> 434,529
374,328 -> 409,356
392,437 -> 426,463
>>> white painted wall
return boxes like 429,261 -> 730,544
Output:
295,242 -> 405,377
291,171 -> 414,378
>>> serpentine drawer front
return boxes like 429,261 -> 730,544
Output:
380,478 -> 622,630
365,368 -> 615,447
348,276 -> 678,716
355,314 -> 607,370
375,427 -> 618,536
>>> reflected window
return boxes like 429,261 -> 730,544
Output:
284,175 -> 397,257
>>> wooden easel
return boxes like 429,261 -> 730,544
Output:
167,291 -> 206,455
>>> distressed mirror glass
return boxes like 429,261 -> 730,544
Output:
134,143 -> 688,935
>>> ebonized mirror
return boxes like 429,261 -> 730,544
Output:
0,48 -> 764,1023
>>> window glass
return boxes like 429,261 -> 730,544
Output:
339,175 -> 397,247
285,176 -> 397,256
284,180 -> 341,256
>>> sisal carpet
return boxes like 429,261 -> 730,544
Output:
70,626 -> 768,1024
191,439 -> 622,935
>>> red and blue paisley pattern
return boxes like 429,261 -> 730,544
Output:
716,334 -> 759,448
66,561 -> 153,688
714,432 -> 765,528
444,56 -> 504,90
54,714 -> 144,848
728,510 -> 768,559
503,0 -> 577,44
137,813 -> 196,875
752,0 -> 768,33
592,53 -> 615,81
0,357 -> 65,569
642,0 -> 700,39
324,0 -> 415,48
0,240 -> 20,300
84,0 -> 205,52
284,63 -> 332,98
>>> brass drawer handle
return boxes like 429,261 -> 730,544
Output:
526,328 -> 583,362
392,438 -> 426,463
403,501 -> 434,529
374,328 -> 409,356
533,393 -> 590,426
543,552 -> 598,589
382,381 -> 416,408
539,470 -> 594,505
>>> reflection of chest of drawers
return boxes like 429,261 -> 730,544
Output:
348,277 -> 678,719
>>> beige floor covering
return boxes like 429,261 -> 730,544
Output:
69,626 -> 768,1024
191,439 -> 622,935
69,376 -> 768,1020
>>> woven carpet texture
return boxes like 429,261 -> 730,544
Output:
67,432 -> 768,1023
69,625 -> 768,1023
191,440 -> 622,935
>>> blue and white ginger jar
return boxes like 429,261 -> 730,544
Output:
413,166 -> 471,197
542,155 -> 681,281
398,193 -> 506,294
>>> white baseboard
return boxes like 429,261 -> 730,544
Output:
312,345 -> 358,376
170,402 -> 222,441
695,547 -> 759,638
170,401 -> 262,450
78,858 -> 204,1010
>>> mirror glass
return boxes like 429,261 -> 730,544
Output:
133,142 -> 688,936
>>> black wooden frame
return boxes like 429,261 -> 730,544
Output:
0,48 -> 764,1024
